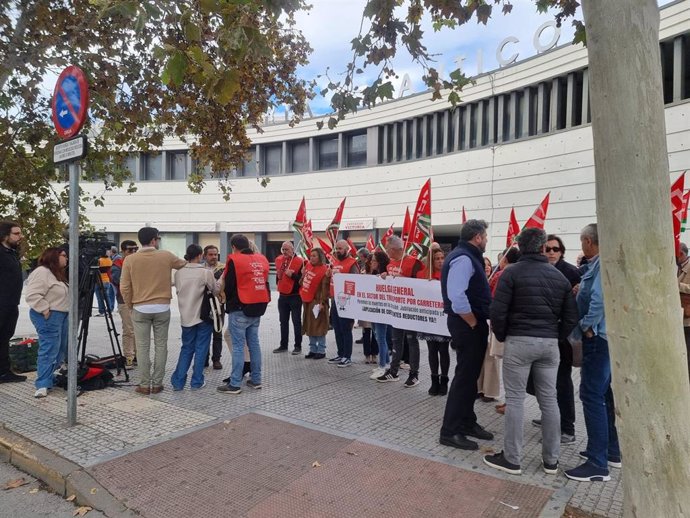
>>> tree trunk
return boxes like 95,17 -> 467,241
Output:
581,1 -> 690,516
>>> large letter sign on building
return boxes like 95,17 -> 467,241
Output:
51,65 -> 89,139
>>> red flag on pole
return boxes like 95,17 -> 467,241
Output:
365,234 -> 376,252
378,224 -> 395,251
326,197 -> 347,248
462,206 -> 467,224
681,190 -> 690,233
303,219 -> 314,253
523,192 -> 551,230
406,179 -> 432,258
402,207 -> 412,243
506,208 -> 520,248
672,172 -> 686,256
292,196 -> 307,234
316,236 -> 332,255
346,238 -> 359,258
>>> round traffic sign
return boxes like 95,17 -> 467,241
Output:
51,66 -> 89,139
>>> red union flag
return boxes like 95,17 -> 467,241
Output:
316,236 -> 332,255
681,190 -> 690,233
327,197 -> 347,248
462,206 -> 467,224
292,196 -> 307,234
402,207 -> 412,243
672,172 -> 686,256
523,192 -> 550,230
365,234 -> 376,252
378,223 -> 395,251
346,238 -> 358,258
303,219 -> 314,251
406,179 -> 432,258
506,207 -> 520,248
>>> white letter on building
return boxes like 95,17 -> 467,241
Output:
497,36 -> 519,67
398,73 -> 412,98
533,21 -> 561,53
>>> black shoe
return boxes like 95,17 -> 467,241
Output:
438,375 -> 449,396
428,375 -> 440,396
304,352 -> 315,359
273,347 -> 288,353
483,451 -> 522,475
355,338 -> 364,344
222,376 -> 230,383
291,348 -> 302,355
460,423 -> 494,441
532,419 -> 542,427
312,353 -> 326,359
0,371 -> 27,383
439,434 -> 478,451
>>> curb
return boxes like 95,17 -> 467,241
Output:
0,424 -> 139,517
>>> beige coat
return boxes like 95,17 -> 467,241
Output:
25,266 -> 69,313
678,258 -> 690,327
174,263 -> 218,327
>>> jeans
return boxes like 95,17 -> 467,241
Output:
308,335 -> 326,354
95,282 -> 115,314
132,309 -> 171,387
390,327 -> 420,375
330,303 -> 353,359
580,335 -> 621,469
29,309 -> 68,390
118,304 -> 136,360
171,322 -> 213,389
502,335 -> 560,466
0,305 -> 19,375
227,311 -> 262,387
372,323 -> 390,367
278,295 -> 302,349
441,315 -> 489,436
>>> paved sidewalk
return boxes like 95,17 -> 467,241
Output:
0,296 -> 623,517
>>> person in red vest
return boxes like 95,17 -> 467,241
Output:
217,234 -> 270,395
326,240 -> 360,367
300,248 -> 330,359
274,241 -> 304,355
377,235 -> 427,387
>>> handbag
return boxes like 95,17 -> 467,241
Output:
680,292 -> 690,319
201,289 -> 224,333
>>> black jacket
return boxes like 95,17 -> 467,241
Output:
490,254 -> 578,342
554,258 -> 581,288
0,244 -> 23,307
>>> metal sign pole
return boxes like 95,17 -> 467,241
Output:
67,162 -> 79,426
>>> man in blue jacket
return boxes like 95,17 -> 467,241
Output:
565,223 -> 621,482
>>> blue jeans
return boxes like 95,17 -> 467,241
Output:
308,335 -> 326,354
227,311 -> 262,387
372,323 -> 390,367
580,335 -> 621,469
95,282 -> 115,314
171,322 -> 213,389
330,303 -> 353,359
29,309 -> 68,390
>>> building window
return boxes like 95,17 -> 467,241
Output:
241,147 -> 257,177
142,153 -> 162,181
263,144 -> 282,175
661,38 -> 674,104
435,112 -> 445,155
406,120 -> 414,160
571,71 -> 584,127
123,154 -> 137,180
346,132 -> 367,167
290,140 -> 309,173
169,151 -> 188,180
469,104 -> 478,148
395,122 -> 404,162
317,137 -> 338,170
447,110 -> 456,152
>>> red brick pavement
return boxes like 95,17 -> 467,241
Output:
88,413 -> 553,518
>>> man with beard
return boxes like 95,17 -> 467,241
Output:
326,240 -> 360,367
274,241 -> 303,355
439,220 -> 493,450
0,221 -> 26,383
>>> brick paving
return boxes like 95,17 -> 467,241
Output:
1,297 -> 624,517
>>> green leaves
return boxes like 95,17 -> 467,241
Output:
161,51 -> 188,87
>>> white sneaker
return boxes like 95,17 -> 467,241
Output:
34,388 -> 48,398
370,368 -> 385,379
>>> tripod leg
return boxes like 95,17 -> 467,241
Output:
97,275 -> 129,382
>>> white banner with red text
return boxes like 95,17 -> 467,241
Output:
332,273 -> 450,336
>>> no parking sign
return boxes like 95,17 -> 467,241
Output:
51,65 -> 89,139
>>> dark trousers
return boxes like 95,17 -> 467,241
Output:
390,327 -> 420,375
211,330 -> 223,362
684,327 -> 690,383
0,305 -> 19,375
427,340 -> 451,377
441,315 -> 489,436
556,338 -> 576,436
362,328 -> 379,357
278,295 -> 302,349
330,303 -> 353,359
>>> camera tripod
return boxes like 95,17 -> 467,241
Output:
77,262 -> 129,381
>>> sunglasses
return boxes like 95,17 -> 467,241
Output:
126,247 -> 139,252
545,247 -> 561,253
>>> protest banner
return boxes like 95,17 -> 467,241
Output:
332,273 -> 450,336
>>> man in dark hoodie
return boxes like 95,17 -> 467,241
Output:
485,228 -> 578,476
0,221 -> 26,383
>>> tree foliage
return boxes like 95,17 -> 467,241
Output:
0,0 -> 312,257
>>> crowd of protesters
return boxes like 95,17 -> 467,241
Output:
6,216 -> 683,483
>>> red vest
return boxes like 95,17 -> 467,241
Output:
432,270 -> 441,281
275,255 -> 303,295
230,253 -> 270,304
387,255 -> 426,278
329,256 -> 358,298
300,263 -> 327,303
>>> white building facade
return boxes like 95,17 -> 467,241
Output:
81,0 -> 690,265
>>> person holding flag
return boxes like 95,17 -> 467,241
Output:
326,240 -> 360,367
274,241 -> 304,355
